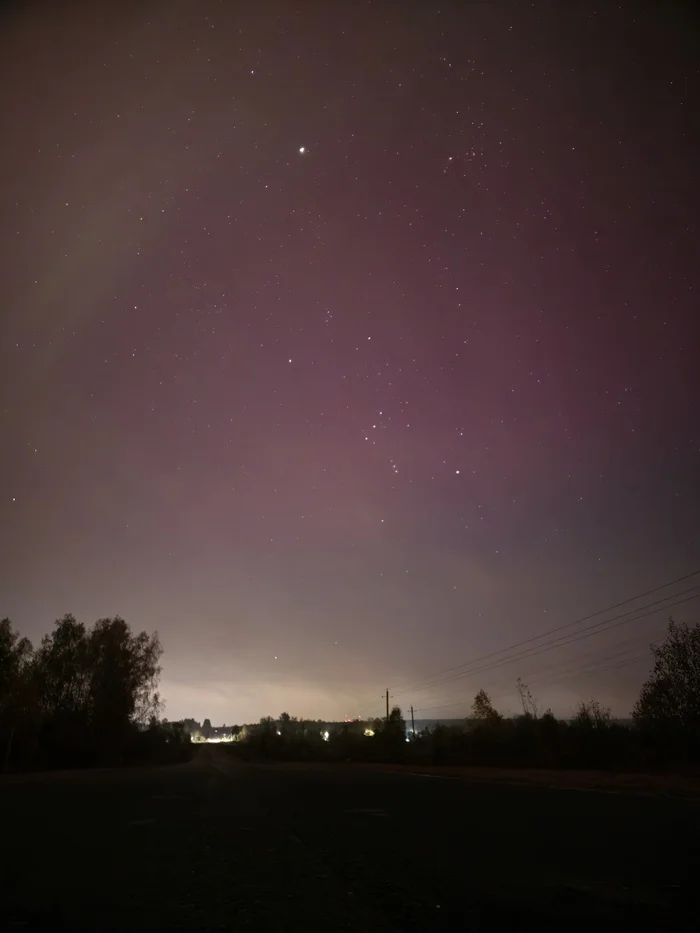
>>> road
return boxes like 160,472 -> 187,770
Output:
1,746 -> 697,931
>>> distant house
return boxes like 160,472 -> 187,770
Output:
206,724 -> 242,743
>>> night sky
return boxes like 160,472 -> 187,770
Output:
2,2 -> 698,724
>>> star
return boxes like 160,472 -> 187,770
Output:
2,0 -> 696,734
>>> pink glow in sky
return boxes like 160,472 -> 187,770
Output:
1,2 -> 698,724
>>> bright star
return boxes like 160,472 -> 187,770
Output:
298,146 -> 306,154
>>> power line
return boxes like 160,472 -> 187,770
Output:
408,620 -> 688,716
526,626 -> 670,688
411,638 -> 662,714
533,650 -> 654,690
391,568 -> 700,696
424,637 -> 659,712
394,587 -> 700,697
466,627 -> 666,697
510,626 -> 666,685
393,568 -> 700,695
412,651 -> 655,716
529,645 -> 651,687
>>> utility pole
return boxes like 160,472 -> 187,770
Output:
385,688 -> 390,722
410,705 -> 415,738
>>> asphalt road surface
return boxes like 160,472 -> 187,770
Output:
1,746 -> 697,932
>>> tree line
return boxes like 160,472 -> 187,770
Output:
0,614 -> 190,771
2,615 -> 698,773
231,619 -> 700,771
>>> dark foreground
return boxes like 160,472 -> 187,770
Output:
1,747 -> 697,932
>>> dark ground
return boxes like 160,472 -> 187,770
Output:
1,746 -> 697,932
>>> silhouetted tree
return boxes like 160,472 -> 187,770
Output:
375,705 -> 406,760
574,699 -> 612,729
0,619 -> 32,703
516,678 -> 539,719
278,711 -> 291,736
32,614 -> 162,765
2,614 -> 180,771
371,717 -> 384,735
34,615 -> 90,721
633,619 -> 700,760
386,705 -> 406,735
1,619 -> 34,770
470,689 -> 501,721
88,617 -> 162,760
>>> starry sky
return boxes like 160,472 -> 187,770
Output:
2,1 -> 699,725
